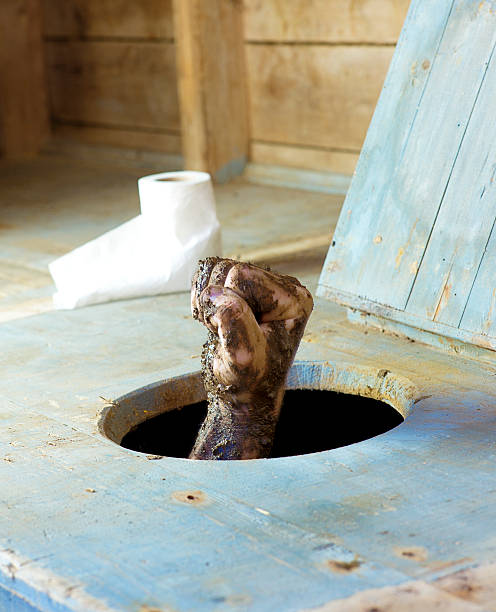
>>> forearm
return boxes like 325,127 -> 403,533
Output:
189,388 -> 284,460
189,259 -> 313,461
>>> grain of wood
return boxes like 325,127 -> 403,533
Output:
226,233 -> 331,263
319,0 -> 451,301
246,44 -> 394,151
2,288 -> 496,609
0,0 -> 50,157
321,283 -> 496,352
173,0 -> 249,181
459,225 -> 496,338
244,163 -> 351,195
2,149 -> 496,607
320,0 -> 496,316
42,0 -> 174,40
406,39 -> 496,327
244,0 -> 410,43
45,41 -> 179,131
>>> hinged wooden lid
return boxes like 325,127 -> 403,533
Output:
318,0 -> 496,351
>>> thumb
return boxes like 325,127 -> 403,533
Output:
200,285 -> 267,370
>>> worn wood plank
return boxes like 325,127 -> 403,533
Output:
42,0 -> 173,40
250,141 -> 359,175
0,402 -> 409,612
244,0 -> 409,43
4,156 -> 496,609
406,40 -> 496,327
0,0 -> 50,157
246,44 -> 394,151
45,41 -> 179,131
173,0 -> 249,182
319,0 -> 450,297
320,0 -> 496,312
459,223 -> 496,338
320,285 -> 496,352
346,308 -> 496,364
52,123 -> 181,154
2,295 -> 496,609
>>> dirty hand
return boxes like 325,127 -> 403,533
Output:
189,257 -> 313,460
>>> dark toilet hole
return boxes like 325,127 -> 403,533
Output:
120,389 -> 404,459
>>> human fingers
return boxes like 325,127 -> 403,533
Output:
199,285 -> 267,377
224,263 -> 313,323
191,257 -> 237,323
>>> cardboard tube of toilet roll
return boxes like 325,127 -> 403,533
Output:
138,171 -> 220,245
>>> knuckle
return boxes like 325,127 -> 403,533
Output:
226,263 -> 249,285
224,298 -> 248,320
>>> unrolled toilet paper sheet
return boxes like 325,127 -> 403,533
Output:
49,171 -> 222,310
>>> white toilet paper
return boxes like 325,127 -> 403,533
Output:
49,171 -> 222,309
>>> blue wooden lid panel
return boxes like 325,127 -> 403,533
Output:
318,0 -> 496,350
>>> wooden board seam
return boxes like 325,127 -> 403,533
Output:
44,35 -> 175,44
52,119 -> 181,136
245,40 -> 397,47
252,139 -> 360,155
404,34 -> 496,315
457,216 -> 495,328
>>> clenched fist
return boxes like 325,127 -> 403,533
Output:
189,257 -> 313,460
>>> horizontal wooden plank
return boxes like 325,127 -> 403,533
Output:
45,41 -> 179,131
244,0 -> 409,43
52,123 -> 181,153
251,141 -> 359,175
318,284 -> 496,353
244,163 -> 351,195
42,0 -> 173,39
246,44 -> 394,151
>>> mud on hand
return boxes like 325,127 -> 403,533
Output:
189,257 -> 313,460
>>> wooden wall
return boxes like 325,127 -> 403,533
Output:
0,0 -> 50,158
41,0 -> 181,155
40,0 -> 409,175
243,0 -> 410,175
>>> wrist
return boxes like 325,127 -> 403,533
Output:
189,387 -> 284,460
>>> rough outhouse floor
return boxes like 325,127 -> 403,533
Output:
1,156 -> 495,611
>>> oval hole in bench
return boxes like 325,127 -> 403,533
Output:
99,361 -> 416,460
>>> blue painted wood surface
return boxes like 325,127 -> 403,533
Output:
318,0 -> 496,352
461,231 -> 496,337
1,290 -> 496,610
3,2 -> 496,609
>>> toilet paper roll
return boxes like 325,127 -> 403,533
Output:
49,171 -> 222,310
